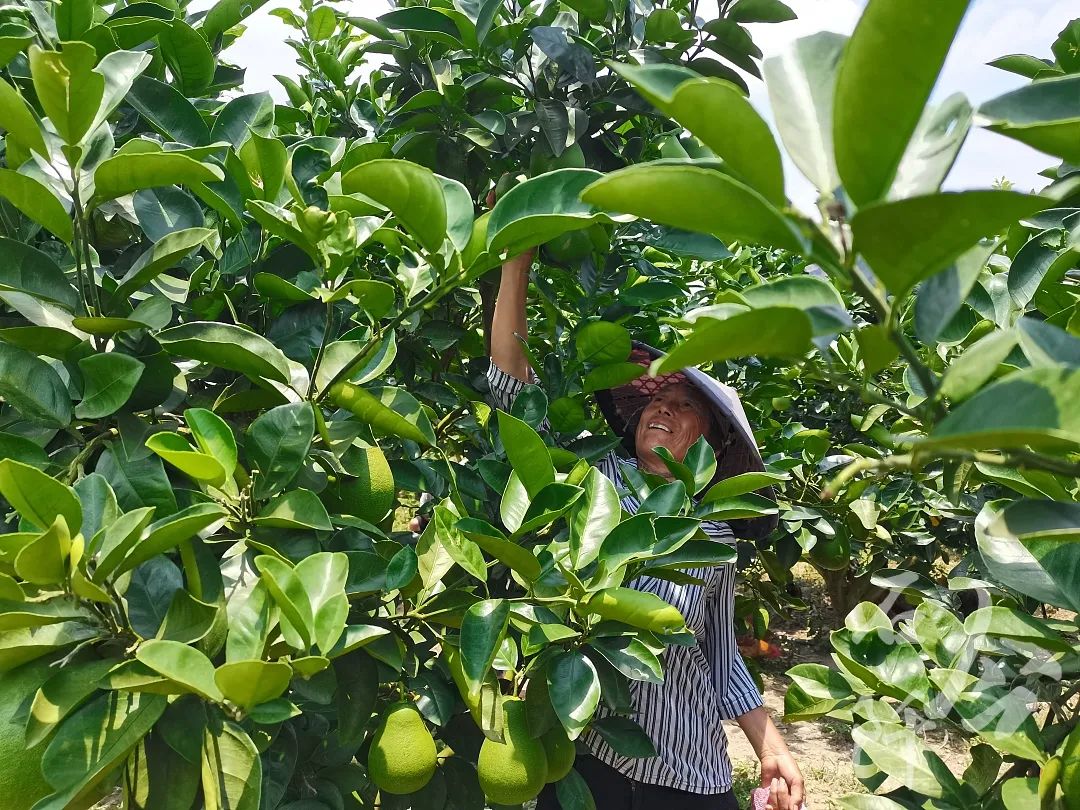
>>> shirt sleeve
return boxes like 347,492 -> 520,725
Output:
486,360 -> 534,412
700,522 -> 765,719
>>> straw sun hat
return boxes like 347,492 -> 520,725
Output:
594,343 -> 778,540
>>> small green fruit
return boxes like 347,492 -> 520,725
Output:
541,726 -> 576,783
809,533 -> 850,572
477,698 -> 548,805
367,701 -> 437,795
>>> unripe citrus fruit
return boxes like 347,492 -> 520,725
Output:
367,701 -> 437,795
541,726 -> 576,783
1061,725 -> 1080,810
583,587 -> 686,633
809,533 -> 850,571
321,445 -> 395,524
477,698 -> 548,805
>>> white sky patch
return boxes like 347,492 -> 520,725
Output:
217,0 -> 1076,209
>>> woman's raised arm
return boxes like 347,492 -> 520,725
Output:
490,250 -> 535,382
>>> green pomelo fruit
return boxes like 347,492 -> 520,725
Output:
367,701 -> 437,795
477,698 -> 548,805
321,445 -> 395,524
809,533 -> 851,571
541,726 -> 575,783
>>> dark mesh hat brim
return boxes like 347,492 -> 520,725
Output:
595,343 -> 778,540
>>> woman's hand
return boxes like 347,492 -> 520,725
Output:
760,750 -> 805,810
736,707 -> 805,810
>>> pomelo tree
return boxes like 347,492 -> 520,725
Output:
0,0 -> 1078,808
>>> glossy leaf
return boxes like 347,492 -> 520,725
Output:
655,307 -> 813,373
0,238 -> 79,310
583,165 -> 804,252
833,0 -> 971,204
157,322 -> 291,384
0,459 -> 81,533
214,660 -> 292,711
460,598 -> 509,699
341,159 -> 446,252
0,170 -> 73,244
75,353 -> 144,419
978,74 -> 1080,163
547,651 -> 600,740
488,169 -> 609,255
246,403 -> 314,499
852,191 -> 1050,295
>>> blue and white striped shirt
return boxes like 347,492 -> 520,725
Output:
487,363 -> 764,794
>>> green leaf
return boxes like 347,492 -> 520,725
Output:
964,606 -> 1073,652
938,329 -> 1018,402
728,0 -> 796,23
128,75 -> 211,145
0,76 -> 48,157
28,42 -> 103,146
655,307 -> 813,373
0,237 -> 79,310
833,0 -> 971,205
783,663 -> 854,721
850,721 -> 965,801
914,241 -> 994,344
116,503 -> 226,576
137,639 -> 224,701
514,481 -> 583,537
568,467 -> 622,568
157,19 -> 215,95
26,658 -> 117,748
978,74 -> 1080,163
576,321 -> 631,365
38,692 -> 165,810
763,32 -> 845,194
114,227 -> 215,300
0,343 -> 72,427
341,159 -> 446,252
378,6 -> 462,46
975,500 -> 1080,612
1007,229 -> 1077,310
201,720 -> 262,810
488,169 -> 609,255
911,601 -> 965,668
496,410 -> 555,498
93,152 -> 224,203
91,506 -> 156,582
703,472 -> 787,502
294,552 -> 349,652
214,660 -> 292,711
253,488 -> 333,531
0,459 -> 81,533
211,92 -> 275,148
14,516 -> 71,585
457,518 -> 542,581
547,651 -> 600,741
254,555 -> 313,651
246,402 -> 314,500
741,275 -> 852,336
306,5 -> 337,38
185,409 -> 238,477
852,191 -> 1051,295
890,93 -> 973,200
157,322 -> 291,383
157,589 -> 219,644
613,64 -> 784,204
590,636 -> 663,684
200,0 -> 271,41
0,170 -> 73,244
327,383 -> 435,446
582,164 -> 804,253
431,503 -> 487,582
582,362 -> 645,393
927,366 -> 1080,451
145,432 -> 227,486
75,353 -> 144,419
460,598 -> 509,700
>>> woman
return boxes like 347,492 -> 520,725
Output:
489,250 -> 806,810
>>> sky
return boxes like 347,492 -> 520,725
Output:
216,0 -> 1078,210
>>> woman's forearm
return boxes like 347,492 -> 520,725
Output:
490,252 -> 534,381
736,706 -> 788,759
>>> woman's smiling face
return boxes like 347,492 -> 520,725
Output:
634,382 -> 714,464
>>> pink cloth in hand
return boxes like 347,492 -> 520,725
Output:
750,787 -> 770,810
